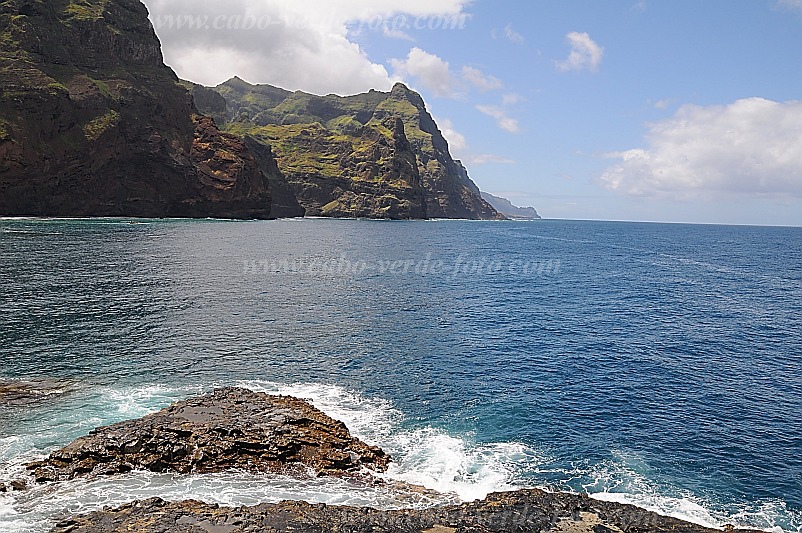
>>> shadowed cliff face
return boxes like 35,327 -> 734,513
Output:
0,0 -> 273,218
190,78 -> 503,220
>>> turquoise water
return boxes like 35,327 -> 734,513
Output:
1,218 -> 800,532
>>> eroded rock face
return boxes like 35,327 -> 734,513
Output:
0,0 -> 274,218
50,490 -> 760,533
26,387 -> 389,482
188,115 -> 272,218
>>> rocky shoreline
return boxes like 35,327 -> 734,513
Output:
51,489 -> 754,533
12,387 -> 761,533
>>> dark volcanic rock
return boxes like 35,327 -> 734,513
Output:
243,135 -> 306,218
0,480 -> 27,492
50,489 -> 760,533
188,115 -> 273,218
0,0 -> 275,218
26,387 -> 389,482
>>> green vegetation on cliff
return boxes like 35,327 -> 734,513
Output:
82,109 -> 119,141
222,110 -> 425,219
63,0 -> 106,21
191,78 -> 501,220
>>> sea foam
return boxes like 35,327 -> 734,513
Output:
238,380 -> 543,501
1,381 -> 800,533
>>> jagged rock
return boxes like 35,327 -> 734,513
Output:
49,490 -> 762,533
181,80 -> 228,127
26,387 -> 389,482
188,115 -> 272,218
189,79 -> 503,220
0,0 -> 275,218
24,388 -> 761,533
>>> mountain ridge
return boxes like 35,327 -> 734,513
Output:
481,192 -> 541,219
188,78 -> 504,220
0,0 -> 515,221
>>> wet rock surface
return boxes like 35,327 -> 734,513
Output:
26,387 -> 389,482
50,489 -> 761,533
0,480 -> 27,493
0,379 -> 73,407
22,388 -> 762,533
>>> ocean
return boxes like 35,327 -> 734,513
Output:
1,218 -> 800,532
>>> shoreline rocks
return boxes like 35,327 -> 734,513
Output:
26,387 -> 389,483
50,489 -> 761,533
0,379 -> 73,407
20,387 -> 763,533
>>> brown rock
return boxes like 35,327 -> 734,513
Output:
26,387 -> 389,482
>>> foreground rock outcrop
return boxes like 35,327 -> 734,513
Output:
26,387 -> 389,482
0,0 -> 275,218
51,489 -> 759,533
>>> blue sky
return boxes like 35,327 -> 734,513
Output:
144,0 -> 802,225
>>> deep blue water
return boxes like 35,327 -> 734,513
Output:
1,218 -> 800,532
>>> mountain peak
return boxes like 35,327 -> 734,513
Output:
391,82 -> 411,94
390,82 -> 425,108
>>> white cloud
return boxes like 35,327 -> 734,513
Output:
504,24 -> 524,44
601,98 -> 802,199
436,117 -> 467,157
383,27 -> 414,40
653,98 -> 674,110
461,66 -> 502,92
435,117 -> 514,165
142,0 -> 469,95
469,154 -> 516,165
390,47 -> 457,98
632,1 -> 647,13
476,104 -> 520,134
556,32 -> 604,73
502,93 -> 523,106
775,0 -> 802,11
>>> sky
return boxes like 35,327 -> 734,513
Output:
142,0 -> 802,226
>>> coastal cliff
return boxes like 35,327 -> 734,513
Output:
190,78 -> 503,220
0,0 -> 274,218
481,192 -> 541,219
0,0 -> 503,220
